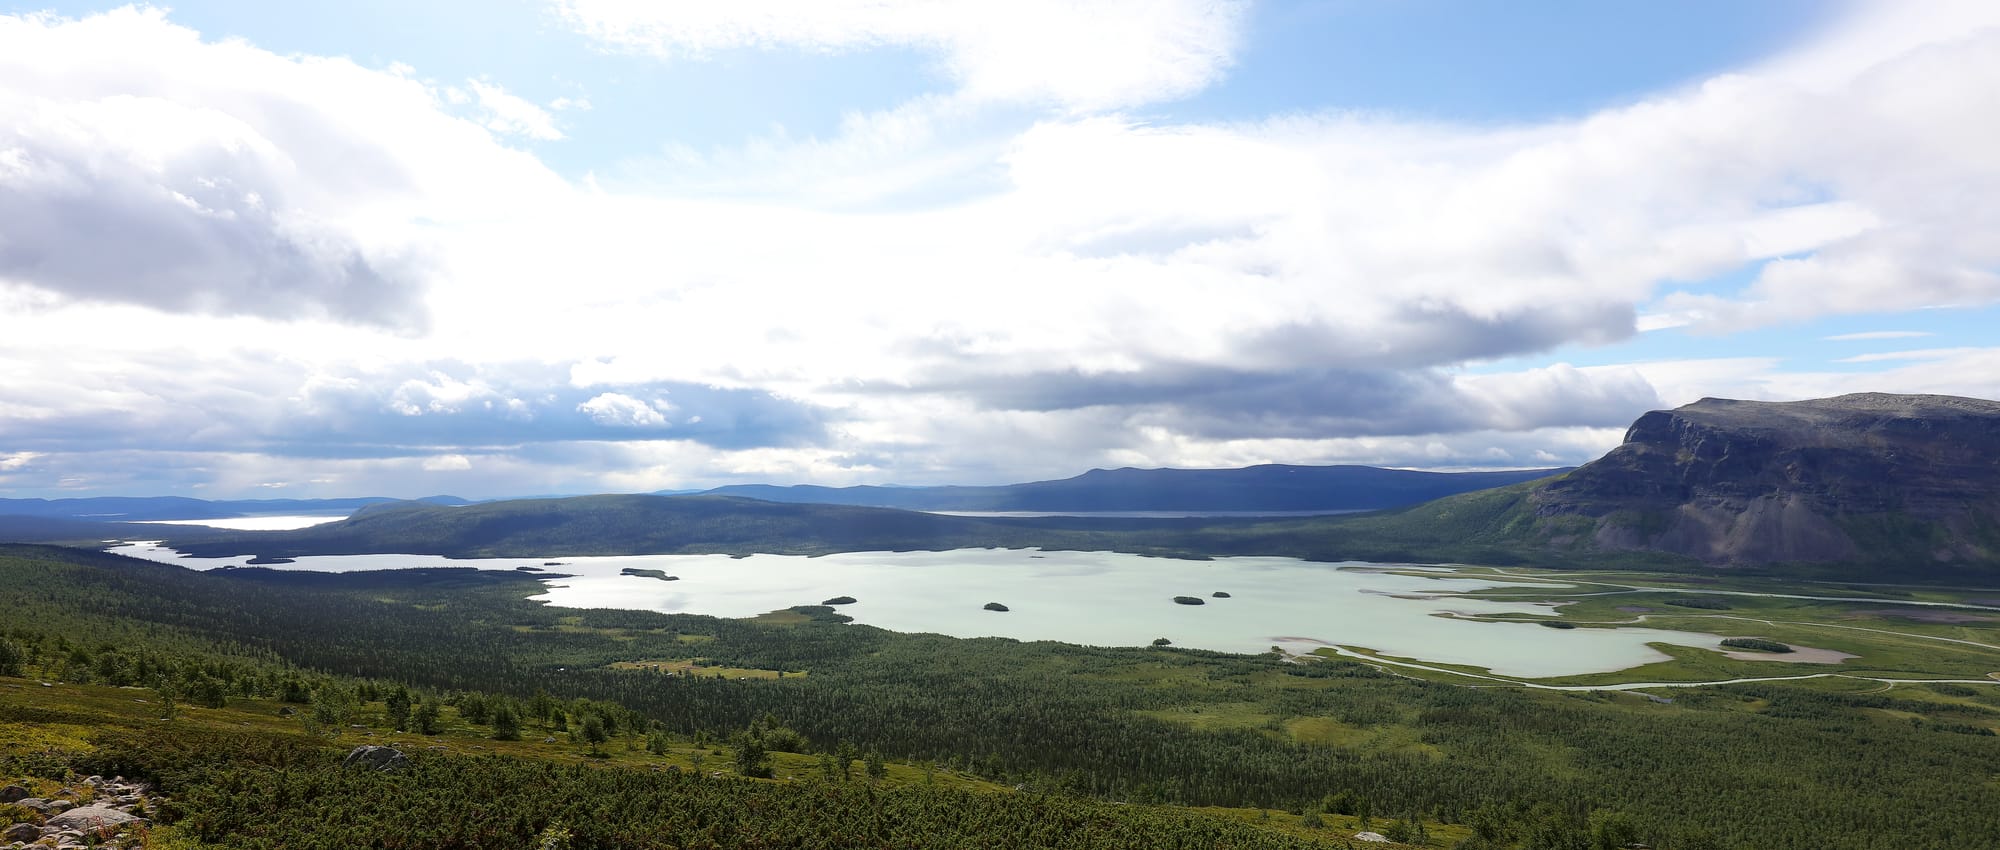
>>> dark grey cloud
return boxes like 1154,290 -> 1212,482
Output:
0,357 -> 833,460
0,131 -> 429,330
1235,300 -> 1637,371
904,362 -> 1658,440
276,366 -> 833,455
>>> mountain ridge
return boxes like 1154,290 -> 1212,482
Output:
683,464 -> 1569,512
1356,392 -> 2000,572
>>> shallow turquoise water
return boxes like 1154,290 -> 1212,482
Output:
109,544 -> 1725,677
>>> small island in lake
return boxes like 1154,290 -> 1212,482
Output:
514,566 -> 544,572
1211,591 -> 1231,598
1538,620 -> 1578,629
822,596 -> 858,605
1720,637 -> 1793,653
983,602 -> 1010,612
1172,596 -> 1205,606
245,556 -> 295,565
619,568 -> 680,581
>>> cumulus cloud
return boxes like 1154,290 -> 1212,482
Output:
900,361 -> 1659,441
467,79 -> 564,140
1824,330 -> 1933,341
577,392 -> 671,427
553,0 -> 1248,110
421,453 -> 473,471
0,8 -> 566,329
6,4 -> 2000,498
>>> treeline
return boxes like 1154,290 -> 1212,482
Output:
7,545 -> 2000,848
58,724 -> 1352,850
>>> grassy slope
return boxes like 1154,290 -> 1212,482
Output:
1,679 -> 1380,850
9,546 -> 2000,849
0,545 -> 1395,850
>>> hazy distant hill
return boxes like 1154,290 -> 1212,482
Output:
166,495 -> 1105,559
0,495 -> 471,521
105,394 -> 2000,577
687,464 -> 1568,512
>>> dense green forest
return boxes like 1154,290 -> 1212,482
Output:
4,544 -> 2000,848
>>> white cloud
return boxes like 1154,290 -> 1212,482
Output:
1824,330 -> 1933,341
553,0 -> 1249,110
577,392 -> 671,427
468,79 -> 563,140
0,7 -> 568,329
6,3 -> 2000,498
421,453 -> 473,471
1834,346 -> 1984,364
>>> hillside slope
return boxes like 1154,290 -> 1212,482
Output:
165,494 -> 1100,558
1355,393 -> 2000,572
692,464 -> 1566,512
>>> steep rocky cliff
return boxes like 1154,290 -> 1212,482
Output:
1530,393 -> 2000,566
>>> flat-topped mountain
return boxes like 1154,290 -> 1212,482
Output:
1364,393 -> 2000,571
1537,393 -> 2000,564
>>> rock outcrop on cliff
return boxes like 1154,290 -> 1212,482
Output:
1528,393 -> 2000,566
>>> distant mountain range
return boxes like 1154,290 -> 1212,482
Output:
678,465 -> 1569,513
14,395 -> 2000,578
164,495 -> 1078,560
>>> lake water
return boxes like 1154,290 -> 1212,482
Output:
134,514 -> 349,531
106,543 -> 1728,678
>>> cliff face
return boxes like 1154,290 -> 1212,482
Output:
1531,394 -> 2000,566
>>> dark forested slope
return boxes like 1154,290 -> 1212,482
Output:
5,544 -> 2000,850
165,495 -> 1103,559
694,464 -> 1566,513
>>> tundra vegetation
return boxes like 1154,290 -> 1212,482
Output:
2,544 -> 1999,849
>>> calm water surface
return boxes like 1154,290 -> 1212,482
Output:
108,544 -> 1725,678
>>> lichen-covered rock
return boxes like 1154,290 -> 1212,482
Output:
342,745 -> 410,771
1,822 -> 41,842
46,805 -> 138,839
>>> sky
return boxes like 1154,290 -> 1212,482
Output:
1,1 -> 1998,500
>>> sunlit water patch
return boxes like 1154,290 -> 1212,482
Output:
106,544 -> 1726,678
134,514 -> 349,531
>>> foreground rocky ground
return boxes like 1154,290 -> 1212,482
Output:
1,775 -> 154,849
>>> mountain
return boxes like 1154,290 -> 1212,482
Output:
122,393 -> 2000,575
1355,393 -> 2000,572
686,464 -> 1568,512
164,495 -> 1107,559
0,495 -> 472,521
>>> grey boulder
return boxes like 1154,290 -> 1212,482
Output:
342,745 -> 411,772
47,805 -> 139,839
